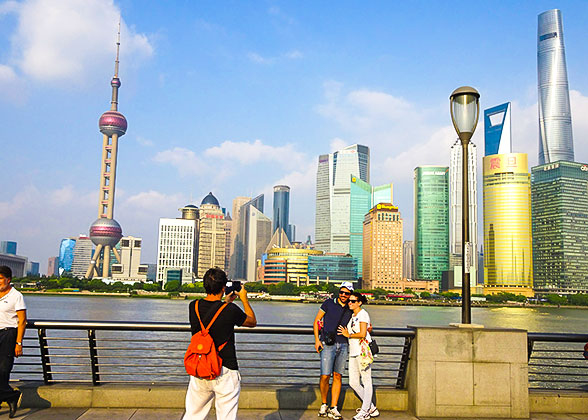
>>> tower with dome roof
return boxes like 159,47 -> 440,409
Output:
85,25 -> 126,279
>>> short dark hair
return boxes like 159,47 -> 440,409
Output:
203,268 -> 228,295
0,266 -> 12,279
351,291 -> 367,305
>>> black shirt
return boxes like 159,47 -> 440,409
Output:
320,298 -> 352,344
189,299 -> 247,371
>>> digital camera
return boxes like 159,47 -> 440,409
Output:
225,281 -> 242,295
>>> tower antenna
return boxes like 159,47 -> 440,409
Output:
114,20 -> 121,78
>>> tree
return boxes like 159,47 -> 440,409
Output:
164,280 -> 181,292
545,294 -> 566,305
420,291 -> 431,299
143,283 -> 161,292
568,294 -> 588,306
267,282 -> 298,296
244,282 -> 268,293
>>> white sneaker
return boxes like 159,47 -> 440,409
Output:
356,406 -> 380,417
328,406 -> 343,419
318,403 -> 329,417
353,410 -> 371,420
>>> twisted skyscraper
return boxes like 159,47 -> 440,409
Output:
85,27 -> 126,278
537,9 -> 574,164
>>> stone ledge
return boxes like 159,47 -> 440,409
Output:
529,389 -> 588,414
16,382 -> 408,411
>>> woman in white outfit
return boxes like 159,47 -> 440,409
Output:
337,292 -> 379,419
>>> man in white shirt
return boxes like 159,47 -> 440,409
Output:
0,266 -> 27,418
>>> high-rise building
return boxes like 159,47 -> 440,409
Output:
273,185 -> 291,240
260,247 -> 322,284
111,236 -> 148,282
27,262 -> 40,276
157,205 -> 199,283
308,254 -> 358,286
0,241 -> 17,255
0,254 -> 26,278
229,196 -> 251,277
71,236 -> 93,278
197,193 -> 226,277
47,257 -> 59,277
484,103 -> 512,156
224,213 -> 232,271
86,27 -> 125,278
403,241 -> 414,280
349,176 -> 393,274
362,203 -> 403,290
58,238 -> 76,275
483,153 -> 533,296
449,140 -> 478,273
315,144 -> 370,253
537,9 -> 574,164
531,161 -> 588,294
414,166 -> 449,281
244,203 -> 271,282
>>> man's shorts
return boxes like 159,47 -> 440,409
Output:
320,341 -> 348,376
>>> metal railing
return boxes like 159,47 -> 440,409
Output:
16,320 -> 414,388
527,332 -> 588,391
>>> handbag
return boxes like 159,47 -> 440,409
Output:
358,338 -> 374,369
369,339 -> 379,356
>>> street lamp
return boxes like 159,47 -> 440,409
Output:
450,86 -> 480,324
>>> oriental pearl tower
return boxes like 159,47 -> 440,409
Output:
85,26 -> 126,279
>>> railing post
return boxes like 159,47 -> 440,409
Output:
396,335 -> 413,389
38,328 -> 52,385
88,329 -> 100,385
527,337 -> 534,361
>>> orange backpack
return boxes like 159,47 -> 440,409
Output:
184,301 -> 228,379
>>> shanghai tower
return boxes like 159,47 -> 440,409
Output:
537,9 -> 574,164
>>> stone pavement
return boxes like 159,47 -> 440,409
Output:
0,408 -> 587,420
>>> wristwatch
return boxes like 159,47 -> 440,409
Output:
16,342 -> 22,346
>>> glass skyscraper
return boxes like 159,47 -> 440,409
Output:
484,103 -> 512,156
531,161 -> 588,293
0,241 -> 17,255
414,166 -> 449,282
58,238 -> 76,274
308,254 -> 358,284
272,185 -> 290,240
537,9 -> 574,164
483,153 -> 533,296
315,144 -> 370,253
349,176 -> 392,274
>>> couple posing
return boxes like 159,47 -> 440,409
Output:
313,282 -> 378,420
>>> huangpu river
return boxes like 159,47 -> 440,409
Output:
24,295 -> 588,333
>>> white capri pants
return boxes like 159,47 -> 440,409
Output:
183,367 -> 241,420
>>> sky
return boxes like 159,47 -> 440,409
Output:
1,0 -> 588,274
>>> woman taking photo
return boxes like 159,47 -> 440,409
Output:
337,292 -> 379,419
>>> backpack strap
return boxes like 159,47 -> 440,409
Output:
195,300 -> 229,333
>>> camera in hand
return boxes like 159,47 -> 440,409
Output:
225,281 -> 242,295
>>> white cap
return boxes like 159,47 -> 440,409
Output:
339,281 -> 354,292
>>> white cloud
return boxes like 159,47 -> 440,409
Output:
0,0 -> 19,14
247,49 -> 303,64
329,138 -> 348,153
204,139 -> 306,168
0,64 -> 26,104
153,147 -> 207,176
247,52 -> 274,64
135,135 -> 154,147
6,0 -> 153,85
284,50 -> 303,60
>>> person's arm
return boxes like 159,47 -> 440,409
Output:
313,310 -> 325,353
15,310 -> 26,357
338,321 -> 367,339
236,287 -> 256,327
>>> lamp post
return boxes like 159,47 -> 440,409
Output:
450,86 -> 480,324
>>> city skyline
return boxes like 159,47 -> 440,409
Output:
2,2 -> 588,272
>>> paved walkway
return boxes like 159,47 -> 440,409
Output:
1,408 -> 587,420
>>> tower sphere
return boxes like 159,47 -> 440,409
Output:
99,110 -> 127,137
89,218 -> 123,247
111,77 -> 121,88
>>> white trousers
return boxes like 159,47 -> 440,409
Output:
348,355 -> 374,414
183,367 -> 241,420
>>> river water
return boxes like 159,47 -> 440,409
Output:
24,295 -> 588,333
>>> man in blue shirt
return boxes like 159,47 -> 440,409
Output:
313,282 -> 353,419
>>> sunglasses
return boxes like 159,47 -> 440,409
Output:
348,299 -> 359,303
339,291 -> 351,296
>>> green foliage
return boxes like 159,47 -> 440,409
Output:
164,280 -> 181,292
440,292 -> 461,299
143,283 -> 161,292
244,282 -> 268,293
545,294 -> 567,305
484,292 -> 527,303
267,282 -> 299,296
180,282 -> 205,293
420,291 -> 431,299
568,293 -> 588,306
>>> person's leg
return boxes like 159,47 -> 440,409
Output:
213,368 -> 241,420
0,330 -> 16,402
330,342 -> 348,408
347,356 -> 364,401
182,376 -> 214,420
319,344 -> 336,404
358,364 -> 373,414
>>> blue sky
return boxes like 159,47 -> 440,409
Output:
1,0 -> 588,273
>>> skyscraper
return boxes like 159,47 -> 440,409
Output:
229,196 -> 251,277
197,192 -> 226,277
72,236 -> 93,278
483,153 -> 533,296
233,195 -> 269,280
272,185 -> 291,240
531,161 -> 588,293
111,236 -> 148,281
362,203 -> 403,290
349,176 -> 393,274
414,166 -> 449,282
402,241 -> 414,280
484,103 -> 512,156
47,257 -> 59,277
449,140 -> 478,274
58,238 -> 76,275
86,27 -> 126,279
315,144 -> 370,253
538,9 -> 574,164
0,241 -> 17,255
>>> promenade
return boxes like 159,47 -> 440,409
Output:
1,408 -> 588,419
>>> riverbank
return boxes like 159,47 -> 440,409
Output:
20,290 -> 588,310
